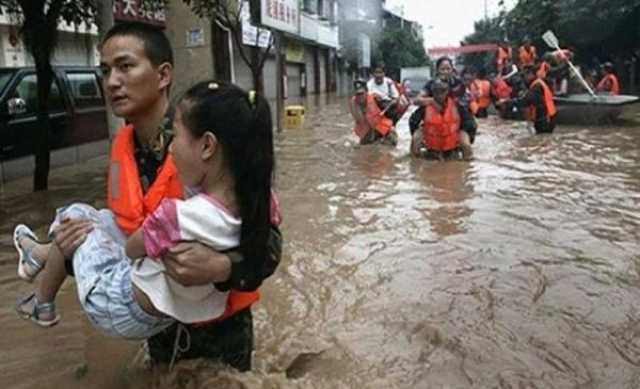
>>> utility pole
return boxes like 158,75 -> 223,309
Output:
484,0 -> 488,20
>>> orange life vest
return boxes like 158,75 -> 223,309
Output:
597,73 -> 620,95
349,94 -> 371,140
423,97 -> 460,152
528,78 -> 557,121
472,79 -> 492,109
519,46 -> 537,67
107,125 -> 259,323
492,78 -> 512,100
364,93 -> 393,136
537,61 -> 551,79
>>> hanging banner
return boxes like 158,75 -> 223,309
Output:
114,0 -> 166,27
260,0 -> 300,34
428,44 -> 498,56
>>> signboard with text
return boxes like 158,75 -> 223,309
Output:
114,0 -> 166,27
242,1 -> 272,48
260,0 -> 299,35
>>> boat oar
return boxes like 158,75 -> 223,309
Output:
379,98 -> 397,116
542,30 -> 596,98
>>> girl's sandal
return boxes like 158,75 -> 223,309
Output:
13,224 -> 45,283
16,293 -> 61,328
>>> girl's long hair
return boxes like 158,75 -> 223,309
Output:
179,81 -> 273,284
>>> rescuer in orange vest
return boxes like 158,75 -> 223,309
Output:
496,41 -> 513,74
596,62 -> 621,95
44,22 -> 282,371
410,79 -> 477,160
504,66 -> 558,134
410,57 -> 466,133
469,68 -> 492,118
518,38 -> 537,67
349,79 -> 397,145
461,68 -> 480,116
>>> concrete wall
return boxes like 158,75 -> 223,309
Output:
164,1 -> 215,102
0,26 -> 98,67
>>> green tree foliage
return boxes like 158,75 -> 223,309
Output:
373,24 -> 430,80
463,0 -> 640,75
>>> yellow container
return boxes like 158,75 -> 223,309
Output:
284,105 -> 305,130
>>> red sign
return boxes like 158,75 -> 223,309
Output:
428,44 -> 498,56
113,0 -> 166,27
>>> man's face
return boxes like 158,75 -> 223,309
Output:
438,61 -> 453,80
374,69 -> 385,83
100,35 -> 171,119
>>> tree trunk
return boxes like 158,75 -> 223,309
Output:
96,0 -> 123,140
19,0 -> 57,191
33,59 -> 53,191
212,21 -> 232,81
250,46 -> 264,94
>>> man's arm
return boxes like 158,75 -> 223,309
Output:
51,218 -> 93,260
215,225 -> 282,291
125,229 -> 146,259
162,224 -> 283,290
457,102 -> 477,133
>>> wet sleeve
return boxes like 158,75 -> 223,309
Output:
423,81 -> 433,96
409,106 -> 425,135
457,102 -> 477,133
142,198 -> 181,259
214,225 -> 283,292
214,194 -> 283,292
450,78 -> 465,98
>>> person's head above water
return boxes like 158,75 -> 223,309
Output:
431,79 -> 450,105
602,62 -> 615,73
174,80 -> 274,267
373,65 -> 386,84
461,67 -> 476,86
435,57 -> 454,80
353,79 -> 367,94
99,22 -> 174,121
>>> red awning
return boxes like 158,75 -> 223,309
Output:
428,44 -> 498,56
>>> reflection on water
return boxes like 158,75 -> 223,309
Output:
1,98 -> 640,388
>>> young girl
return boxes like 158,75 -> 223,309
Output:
13,81 -> 276,339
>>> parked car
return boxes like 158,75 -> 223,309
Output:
0,66 -> 108,161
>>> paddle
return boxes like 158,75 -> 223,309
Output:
542,30 -> 596,98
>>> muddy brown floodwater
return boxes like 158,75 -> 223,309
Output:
1,95 -> 640,389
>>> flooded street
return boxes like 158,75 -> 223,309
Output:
1,96 -> 640,388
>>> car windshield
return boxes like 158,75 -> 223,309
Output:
0,69 -> 15,96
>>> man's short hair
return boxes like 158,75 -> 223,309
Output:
102,22 -> 173,67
